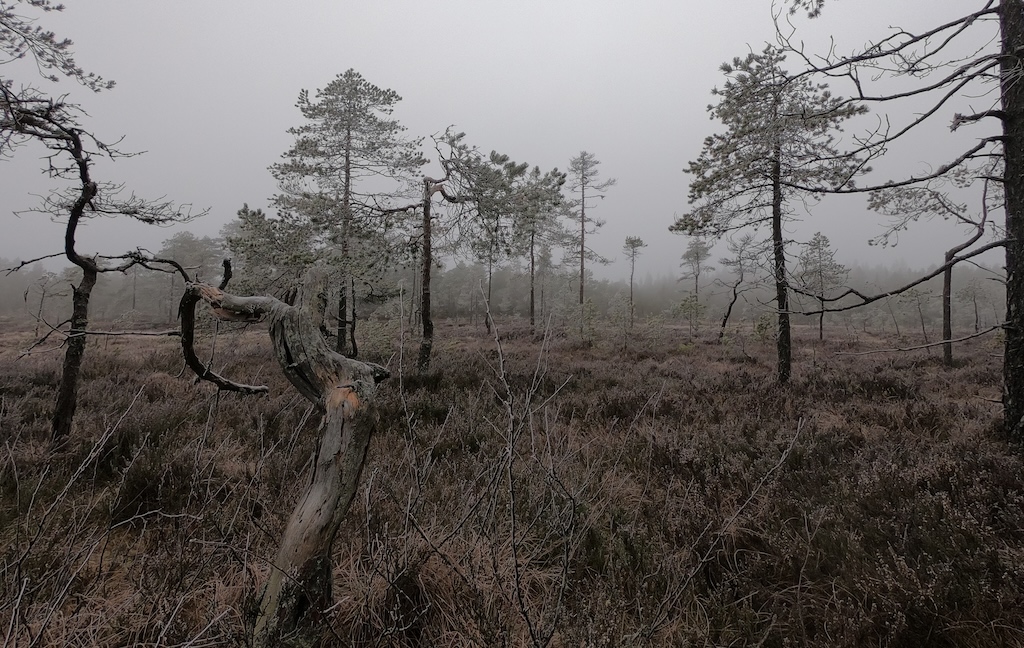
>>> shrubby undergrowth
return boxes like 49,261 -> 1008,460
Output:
1,319 -> 1021,646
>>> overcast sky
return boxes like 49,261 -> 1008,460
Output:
0,0 -> 999,284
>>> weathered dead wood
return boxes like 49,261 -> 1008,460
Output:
178,284 -> 271,395
180,269 -> 388,646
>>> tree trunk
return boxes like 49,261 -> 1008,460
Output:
917,303 -> 930,345
529,230 -> 536,330
771,153 -> 792,383
349,277 -> 358,358
941,221 -> 985,366
51,266 -> 97,443
485,245 -> 493,335
409,252 -> 417,327
254,387 -> 373,647
168,274 -> 175,324
578,184 -> 587,341
719,279 -> 741,343
943,257 -> 954,366
818,298 -> 825,341
973,296 -> 980,333
1002,0 -> 1024,441
886,298 -> 902,338
186,276 -> 389,648
35,285 -> 46,338
629,256 -> 636,330
337,130 -> 354,357
579,184 -> 586,306
52,158 -> 99,446
817,267 -> 825,341
336,289 -> 348,355
418,181 -> 434,370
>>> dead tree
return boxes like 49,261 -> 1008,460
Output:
180,265 -> 388,647
380,131 -> 476,371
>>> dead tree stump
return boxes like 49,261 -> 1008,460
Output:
181,269 -> 388,647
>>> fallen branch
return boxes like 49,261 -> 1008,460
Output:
835,324 -> 1002,356
69,329 -> 181,338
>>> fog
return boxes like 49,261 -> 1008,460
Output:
0,0 -> 999,285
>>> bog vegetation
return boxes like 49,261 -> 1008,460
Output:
2,315 -> 1022,647
4,0 -> 1024,645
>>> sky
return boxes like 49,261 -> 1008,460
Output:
0,0 -> 1001,285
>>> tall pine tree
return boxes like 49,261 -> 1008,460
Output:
566,151 -> 615,339
271,69 -> 424,356
672,45 -> 865,382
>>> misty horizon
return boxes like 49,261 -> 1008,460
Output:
0,0 -> 1000,290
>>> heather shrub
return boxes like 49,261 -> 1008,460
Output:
1,322 -> 1022,646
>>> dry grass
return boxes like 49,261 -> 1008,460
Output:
1,318 -> 1022,647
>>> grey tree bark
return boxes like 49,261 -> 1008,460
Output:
181,270 -> 388,647
1001,0 -> 1024,441
771,153 -> 792,383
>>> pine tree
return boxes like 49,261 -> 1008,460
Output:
465,151 -> 530,332
271,69 -> 425,357
672,45 -> 866,382
222,204 -> 316,295
779,0 -> 1024,438
622,236 -> 647,330
566,151 -> 615,340
515,167 -> 566,330
680,236 -> 714,301
795,232 -> 847,340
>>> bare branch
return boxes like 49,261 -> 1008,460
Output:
952,110 -> 1007,131
783,137 -> 1001,194
178,284 -> 273,394
835,325 -> 1003,356
779,4 -> 999,81
2,252 -> 65,275
791,238 -> 1007,315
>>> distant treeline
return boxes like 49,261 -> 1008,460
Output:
0,233 -> 1005,339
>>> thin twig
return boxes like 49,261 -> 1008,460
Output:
2,253 -> 65,275
637,418 -> 805,641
